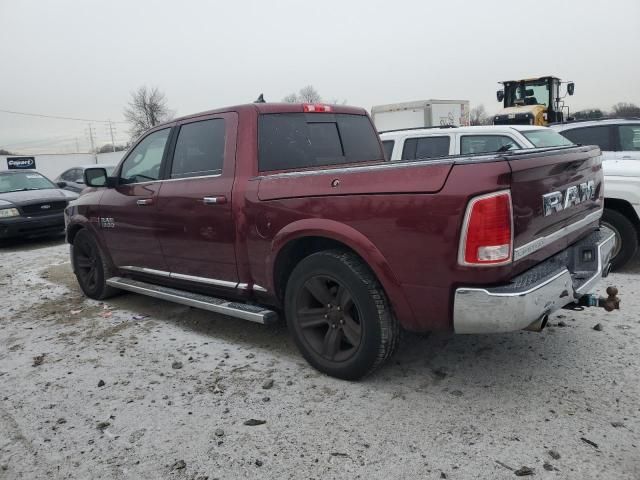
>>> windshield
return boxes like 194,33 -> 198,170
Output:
522,129 -> 574,148
504,80 -> 550,108
0,172 -> 58,193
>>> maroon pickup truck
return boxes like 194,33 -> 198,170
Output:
65,102 -> 616,379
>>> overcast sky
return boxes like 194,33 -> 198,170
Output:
1,0 -> 639,153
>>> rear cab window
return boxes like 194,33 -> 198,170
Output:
521,129 -> 574,148
460,135 -> 520,155
258,113 -> 383,172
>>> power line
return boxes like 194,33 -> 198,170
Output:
0,108 -> 128,124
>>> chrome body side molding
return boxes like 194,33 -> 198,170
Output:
119,266 -> 265,292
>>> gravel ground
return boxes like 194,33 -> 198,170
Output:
1,236 -> 639,480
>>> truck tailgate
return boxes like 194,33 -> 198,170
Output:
508,146 -> 603,260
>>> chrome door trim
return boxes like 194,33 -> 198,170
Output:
513,209 -> 602,261
119,266 -> 260,291
170,272 -> 238,288
120,266 -> 171,278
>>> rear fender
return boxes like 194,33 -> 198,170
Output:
268,218 -> 414,326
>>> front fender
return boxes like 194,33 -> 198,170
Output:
267,218 -> 415,326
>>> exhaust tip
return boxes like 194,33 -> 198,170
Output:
524,314 -> 549,332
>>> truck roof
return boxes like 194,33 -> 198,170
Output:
156,103 -> 368,128
379,124 -> 545,136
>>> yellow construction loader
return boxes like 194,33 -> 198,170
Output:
493,76 -> 574,126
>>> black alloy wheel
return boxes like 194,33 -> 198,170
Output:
71,229 -> 119,299
295,275 -> 363,363
285,250 -> 399,380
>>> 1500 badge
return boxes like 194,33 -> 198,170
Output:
542,180 -> 595,217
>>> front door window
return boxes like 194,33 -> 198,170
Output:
120,129 -> 171,184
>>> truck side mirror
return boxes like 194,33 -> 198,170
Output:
567,83 -> 575,96
84,167 -> 109,187
497,90 -> 504,102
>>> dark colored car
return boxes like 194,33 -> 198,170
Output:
66,102 -> 615,379
55,164 -> 116,193
0,170 -> 78,240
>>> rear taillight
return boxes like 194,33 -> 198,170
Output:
458,190 -> 513,266
303,104 -> 332,113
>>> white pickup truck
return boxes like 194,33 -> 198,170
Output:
379,124 -> 573,161
552,119 -> 640,269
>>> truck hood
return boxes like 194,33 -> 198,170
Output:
603,159 -> 640,177
0,188 -> 78,207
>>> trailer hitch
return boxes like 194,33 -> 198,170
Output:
565,287 -> 620,312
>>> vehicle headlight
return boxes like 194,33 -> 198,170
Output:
0,208 -> 20,218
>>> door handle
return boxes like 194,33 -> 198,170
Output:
202,196 -> 227,205
136,199 -> 153,206
622,156 -> 632,159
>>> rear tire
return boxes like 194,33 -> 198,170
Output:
284,250 -> 399,380
71,229 -> 120,299
601,208 -> 638,270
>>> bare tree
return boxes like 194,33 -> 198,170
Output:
470,104 -> 489,125
124,86 -> 173,139
611,102 -> 640,118
298,85 -> 322,103
573,108 -> 605,120
282,85 -> 323,103
282,92 -> 298,103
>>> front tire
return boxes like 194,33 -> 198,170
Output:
284,250 -> 399,380
601,208 -> 638,270
71,229 -> 120,299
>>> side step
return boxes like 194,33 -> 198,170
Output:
106,276 -> 278,325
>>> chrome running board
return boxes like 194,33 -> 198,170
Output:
106,276 -> 278,325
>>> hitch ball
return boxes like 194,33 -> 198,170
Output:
600,287 -> 620,312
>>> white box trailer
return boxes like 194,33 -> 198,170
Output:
371,99 -> 470,132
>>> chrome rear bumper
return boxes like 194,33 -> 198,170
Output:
453,227 -> 616,334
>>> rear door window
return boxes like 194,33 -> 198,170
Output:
560,126 -> 613,151
258,113 -> 383,171
460,135 -> 520,155
401,136 -> 450,160
170,119 -> 226,179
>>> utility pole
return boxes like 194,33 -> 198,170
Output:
86,123 -> 96,153
108,120 -> 116,152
